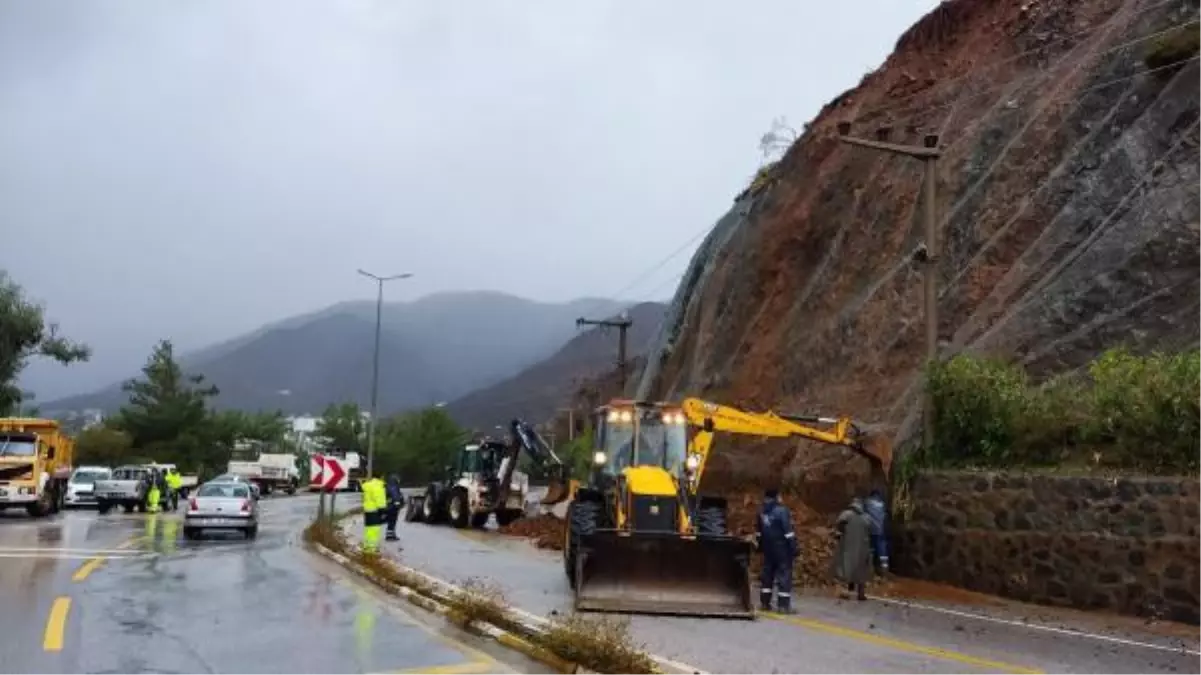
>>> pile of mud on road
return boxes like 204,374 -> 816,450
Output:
498,491 -> 842,588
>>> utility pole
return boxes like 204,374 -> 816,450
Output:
558,407 -> 576,441
837,122 -> 942,452
576,313 -> 633,392
357,268 -> 414,478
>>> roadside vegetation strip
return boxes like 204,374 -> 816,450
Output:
303,519 -> 660,674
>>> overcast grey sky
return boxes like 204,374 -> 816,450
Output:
3,0 -> 938,399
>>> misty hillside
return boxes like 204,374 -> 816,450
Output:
445,302 -> 666,430
44,292 -> 628,415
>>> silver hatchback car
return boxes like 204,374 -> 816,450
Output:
184,481 -> 259,540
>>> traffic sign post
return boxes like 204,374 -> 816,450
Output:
312,454 -> 327,521
315,457 -> 347,522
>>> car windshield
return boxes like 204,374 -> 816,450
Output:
72,470 -> 109,483
0,435 -> 37,457
199,483 -> 249,499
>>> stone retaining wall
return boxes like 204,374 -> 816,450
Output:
893,471 -> 1201,624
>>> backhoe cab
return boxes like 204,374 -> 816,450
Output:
563,400 -> 755,618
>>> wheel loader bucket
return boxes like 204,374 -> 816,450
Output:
574,531 -> 755,618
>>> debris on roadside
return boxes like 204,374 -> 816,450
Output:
496,490 -> 846,590
498,514 -> 565,550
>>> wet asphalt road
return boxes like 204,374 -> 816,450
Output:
0,495 -> 546,674
356,500 -> 1201,675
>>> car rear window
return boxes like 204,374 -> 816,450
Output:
198,483 -> 250,499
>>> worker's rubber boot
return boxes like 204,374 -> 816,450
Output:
777,595 -> 793,614
385,529 -> 398,542
759,589 -> 773,612
857,585 -> 867,602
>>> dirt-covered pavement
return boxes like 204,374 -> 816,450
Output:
346,511 -> 1200,674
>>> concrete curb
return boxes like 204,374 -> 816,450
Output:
310,542 -> 590,673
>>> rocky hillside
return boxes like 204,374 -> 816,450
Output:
637,0 -> 1200,490
45,292 -> 629,415
445,303 -> 665,430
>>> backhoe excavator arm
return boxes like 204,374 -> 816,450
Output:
680,398 -> 890,487
496,419 -> 572,507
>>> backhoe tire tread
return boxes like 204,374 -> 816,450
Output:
449,489 -> 470,529
564,500 -> 600,590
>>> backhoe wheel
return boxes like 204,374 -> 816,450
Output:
470,512 -> 490,529
421,487 -> 442,524
404,499 -> 424,523
448,490 -> 470,529
564,500 -> 600,590
696,504 -> 729,536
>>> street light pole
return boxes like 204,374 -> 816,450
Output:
837,123 -> 942,452
357,269 -> 414,478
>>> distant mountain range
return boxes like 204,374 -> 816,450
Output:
444,302 -> 666,430
43,291 -> 644,416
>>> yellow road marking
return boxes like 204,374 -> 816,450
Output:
765,612 -> 1044,674
72,557 -> 105,582
118,535 -> 146,550
43,597 -> 70,652
388,660 -> 495,674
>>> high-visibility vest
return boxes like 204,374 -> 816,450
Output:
362,479 -> 386,513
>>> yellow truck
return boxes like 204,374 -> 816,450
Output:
0,417 -> 74,517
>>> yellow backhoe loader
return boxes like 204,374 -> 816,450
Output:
559,398 -> 890,619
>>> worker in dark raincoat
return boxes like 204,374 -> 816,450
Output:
384,474 -> 403,543
864,488 -> 890,573
756,487 -> 799,613
832,497 -> 873,601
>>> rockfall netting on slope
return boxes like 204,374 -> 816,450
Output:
631,192 -> 759,400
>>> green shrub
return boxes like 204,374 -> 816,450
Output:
926,355 -> 1028,465
1084,347 -> 1200,472
1144,26 -> 1200,71
924,348 -> 1200,474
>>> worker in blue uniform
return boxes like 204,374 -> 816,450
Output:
756,487 -> 799,613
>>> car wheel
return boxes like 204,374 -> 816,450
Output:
246,525 -> 258,539
183,527 -> 199,540
123,503 -> 135,514
97,501 -> 112,515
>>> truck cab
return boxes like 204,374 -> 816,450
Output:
0,417 -> 73,517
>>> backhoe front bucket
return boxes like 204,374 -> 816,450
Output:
575,531 -> 754,618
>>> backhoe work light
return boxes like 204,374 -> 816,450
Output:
662,412 -> 685,424
684,453 -> 701,472
593,451 -> 608,466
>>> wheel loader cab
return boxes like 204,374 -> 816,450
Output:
564,400 -> 755,618
589,403 -> 690,529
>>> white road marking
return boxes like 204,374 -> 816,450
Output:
0,552 -> 150,560
0,546 -> 145,555
871,596 -> 1201,656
